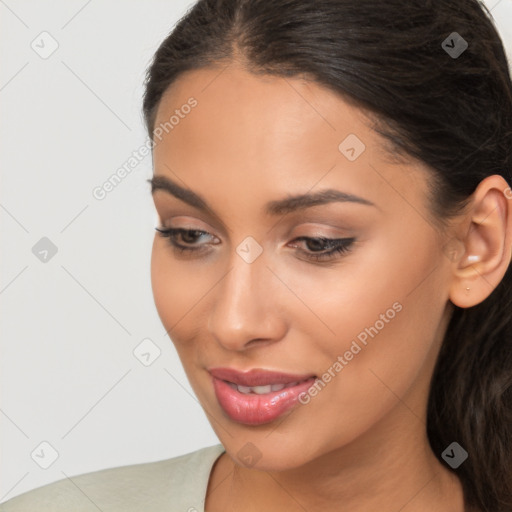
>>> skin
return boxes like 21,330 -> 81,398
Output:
149,61 -> 512,512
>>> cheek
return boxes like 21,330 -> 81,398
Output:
311,223 -> 444,367
293,234 -> 445,438
150,238 -> 217,352
150,239 -> 196,341
151,239 -> 174,323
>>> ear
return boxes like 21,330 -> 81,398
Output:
448,175 -> 512,309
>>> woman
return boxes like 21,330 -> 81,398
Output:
2,0 -> 511,511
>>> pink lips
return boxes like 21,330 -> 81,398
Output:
209,367 -> 317,425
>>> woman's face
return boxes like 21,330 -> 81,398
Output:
150,63 -> 456,470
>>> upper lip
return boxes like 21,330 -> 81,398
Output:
208,367 -> 316,387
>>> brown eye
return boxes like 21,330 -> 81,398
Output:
289,236 -> 356,262
155,227 -> 215,254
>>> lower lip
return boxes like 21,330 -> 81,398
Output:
211,376 -> 317,426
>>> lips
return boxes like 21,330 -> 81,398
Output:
208,367 -> 318,425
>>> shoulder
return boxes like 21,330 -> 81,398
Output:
0,443 -> 225,512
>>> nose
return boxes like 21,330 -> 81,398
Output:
207,247 -> 287,352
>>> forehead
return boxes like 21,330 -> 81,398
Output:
152,64 -> 431,218
155,63 -> 372,154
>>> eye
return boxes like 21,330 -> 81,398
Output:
288,236 -> 356,262
155,227 -> 356,263
155,227 -> 217,255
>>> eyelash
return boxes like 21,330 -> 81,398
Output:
154,227 -> 355,262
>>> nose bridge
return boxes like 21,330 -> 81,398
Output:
207,243 -> 285,350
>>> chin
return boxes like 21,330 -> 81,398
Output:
220,434 -> 320,472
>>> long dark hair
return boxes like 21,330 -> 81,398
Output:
142,1 -> 512,510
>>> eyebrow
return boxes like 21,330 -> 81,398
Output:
148,175 -> 376,216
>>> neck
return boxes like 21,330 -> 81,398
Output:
208,397 -> 465,512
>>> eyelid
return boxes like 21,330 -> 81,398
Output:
288,221 -> 356,236
152,207 -> 232,238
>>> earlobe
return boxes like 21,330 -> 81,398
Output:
448,175 -> 512,309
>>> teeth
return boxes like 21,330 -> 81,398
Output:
229,381 -> 307,394
252,385 -> 273,394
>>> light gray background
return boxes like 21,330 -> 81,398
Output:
1,0 -> 511,502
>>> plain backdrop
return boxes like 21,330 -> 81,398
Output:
1,0 -> 511,502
